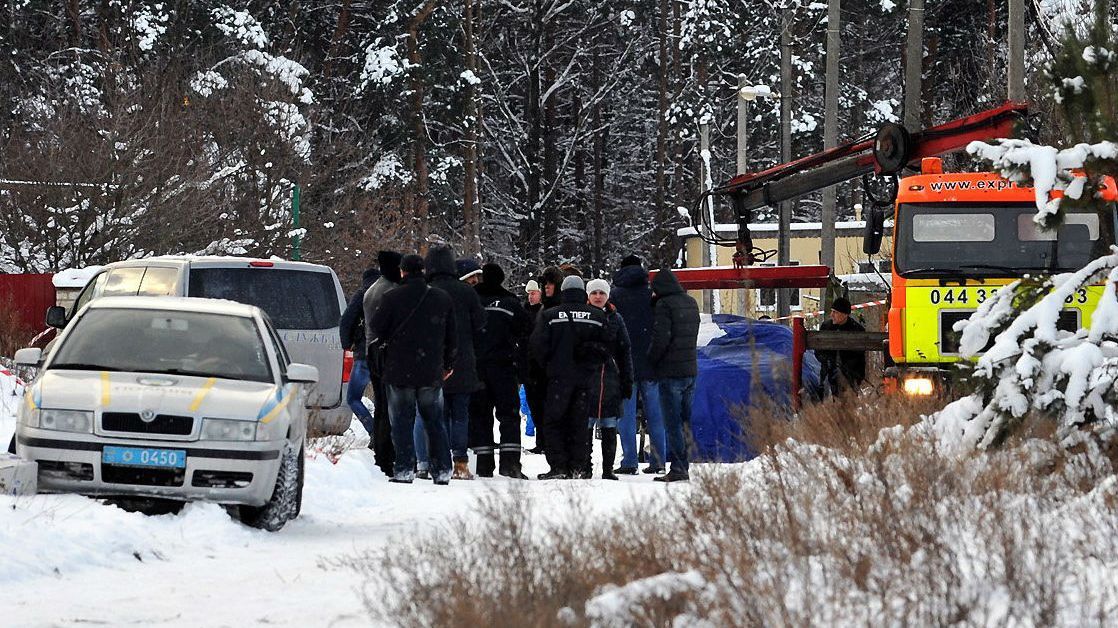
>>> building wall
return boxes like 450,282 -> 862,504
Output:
682,224 -> 894,320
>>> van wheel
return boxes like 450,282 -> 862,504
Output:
239,446 -> 303,532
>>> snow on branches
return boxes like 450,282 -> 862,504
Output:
934,140 -> 1118,449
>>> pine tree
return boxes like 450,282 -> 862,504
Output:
936,1 -> 1118,449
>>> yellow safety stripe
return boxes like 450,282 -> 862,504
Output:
100,371 -> 111,407
259,394 -> 293,424
189,377 -> 218,412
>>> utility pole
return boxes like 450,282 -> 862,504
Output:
778,7 -> 793,319
1007,0 -> 1025,101
291,183 -> 302,261
736,74 -> 748,175
820,0 -> 840,277
700,119 -> 719,314
903,0 -> 925,130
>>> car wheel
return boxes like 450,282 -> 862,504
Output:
293,445 -> 305,518
239,445 -> 301,532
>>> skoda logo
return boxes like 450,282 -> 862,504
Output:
140,410 -> 157,423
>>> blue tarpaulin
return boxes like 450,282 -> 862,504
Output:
689,315 -> 820,462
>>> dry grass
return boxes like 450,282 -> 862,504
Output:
339,394 -> 1118,627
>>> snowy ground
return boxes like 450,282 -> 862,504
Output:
0,371 -> 674,626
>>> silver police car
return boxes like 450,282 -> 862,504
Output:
14,296 -> 317,531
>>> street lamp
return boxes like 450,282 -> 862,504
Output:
736,77 -> 776,175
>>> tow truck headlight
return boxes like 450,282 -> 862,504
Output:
39,409 -> 93,433
202,418 -> 257,441
903,376 -> 935,396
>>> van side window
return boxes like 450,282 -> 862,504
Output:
138,267 -> 178,296
102,267 -> 146,296
72,272 -> 108,314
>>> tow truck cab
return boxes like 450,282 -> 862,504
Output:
883,158 -> 1118,395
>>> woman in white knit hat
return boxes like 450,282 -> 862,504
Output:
583,278 -> 634,480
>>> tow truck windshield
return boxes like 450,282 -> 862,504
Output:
894,203 -> 1112,278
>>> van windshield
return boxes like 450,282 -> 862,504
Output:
188,268 -> 340,330
894,203 -> 1114,277
50,309 -> 272,383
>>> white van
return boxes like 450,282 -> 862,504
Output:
48,257 -> 351,435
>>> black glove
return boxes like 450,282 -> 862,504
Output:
620,380 -> 634,401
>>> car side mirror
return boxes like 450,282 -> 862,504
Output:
14,347 -> 43,367
863,206 -> 886,255
286,363 -> 319,384
45,306 -> 68,329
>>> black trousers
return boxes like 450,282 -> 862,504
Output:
469,362 -> 522,469
541,379 -> 591,475
525,376 -> 548,452
371,378 -> 396,475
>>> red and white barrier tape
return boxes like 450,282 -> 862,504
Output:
767,299 -> 887,322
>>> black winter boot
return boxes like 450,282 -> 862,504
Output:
601,428 -> 618,480
499,447 -> 528,479
475,452 -> 496,478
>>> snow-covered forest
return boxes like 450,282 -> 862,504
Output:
0,0 -> 1086,284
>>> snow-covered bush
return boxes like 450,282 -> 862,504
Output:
341,396 -> 1118,626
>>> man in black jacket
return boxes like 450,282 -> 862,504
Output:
610,255 -> 668,475
818,297 -> 867,396
339,267 -> 380,441
421,246 -> 486,480
471,263 -> 533,478
647,268 -> 700,483
530,275 -> 609,479
370,254 -> 457,484
362,250 -> 402,476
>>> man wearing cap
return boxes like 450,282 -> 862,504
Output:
471,263 -> 533,478
369,254 -> 457,484
530,275 -> 609,479
817,296 -> 866,396
457,258 -> 483,286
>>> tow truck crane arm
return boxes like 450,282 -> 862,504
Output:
697,101 -> 1027,266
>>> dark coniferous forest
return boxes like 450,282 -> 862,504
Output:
0,1 -> 1078,284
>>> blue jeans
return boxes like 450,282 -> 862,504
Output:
387,385 -> 450,481
618,380 -> 666,469
347,359 -> 375,436
657,377 -> 695,475
414,392 -> 469,464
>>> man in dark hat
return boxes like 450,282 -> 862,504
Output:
362,251 -> 403,476
817,296 -> 866,396
471,263 -> 533,478
370,254 -> 457,484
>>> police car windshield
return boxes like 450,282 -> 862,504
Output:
894,203 -> 1110,278
51,308 -> 273,383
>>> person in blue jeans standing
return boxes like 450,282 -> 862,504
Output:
647,267 -> 700,483
338,267 -> 380,442
609,256 -> 667,474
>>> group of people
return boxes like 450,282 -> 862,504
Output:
338,248 -> 700,485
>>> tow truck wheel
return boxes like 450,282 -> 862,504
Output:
239,445 -> 303,532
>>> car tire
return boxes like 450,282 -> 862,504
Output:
239,445 -> 302,532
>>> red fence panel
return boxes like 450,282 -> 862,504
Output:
0,274 -> 56,334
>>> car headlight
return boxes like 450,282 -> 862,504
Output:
255,419 -> 282,441
903,376 -> 935,396
39,409 -> 93,433
201,418 -> 257,441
